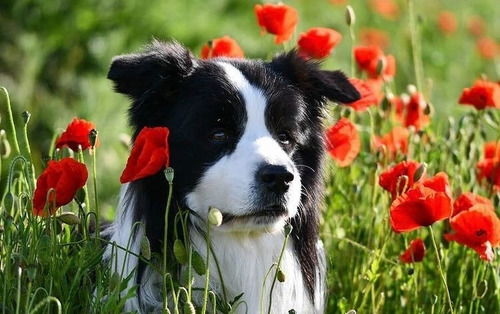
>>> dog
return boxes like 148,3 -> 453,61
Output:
103,40 -> 359,313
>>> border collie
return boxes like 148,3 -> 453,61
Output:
103,40 -> 359,313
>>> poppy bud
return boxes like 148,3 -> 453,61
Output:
183,301 -> 196,314
109,271 -> 121,292
413,163 -> 427,182
407,84 -> 417,95
191,251 -> 206,276
277,268 -> 286,282
376,57 -> 386,77
208,207 -> 223,227
57,212 -> 81,225
424,102 -> 432,115
173,239 -> 188,264
140,235 -> 151,260
395,175 -> 409,197
89,129 -> 98,148
164,167 -> 174,183
284,223 -> 293,237
0,130 -> 11,159
22,111 -> 31,124
406,268 -> 415,275
345,5 -> 356,26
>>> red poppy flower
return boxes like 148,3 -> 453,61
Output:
459,80 -> 500,109
387,93 -> 405,121
467,16 -> 485,37
325,118 -> 360,167
297,27 -> 342,59
373,126 -> 409,160
120,127 -> 170,183
437,11 -> 457,35
476,37 -> 499,60
347,78 -> 379,111
390,185 -> 452,233
359,28 -> 390,50
33,158 -> 88,216
200,36 -> 244,59
484,141 -> 500,159
453,192 -> 494,217
56,118 -> 98,152
476,158 -> 500,189
404,89 -> 430,131
369,0 -> 400,21
254,3 -> 299,44
379,160 -> 422,199
422,172 -> 451,197
445,205 -> 500,261
354,45 -> 396,80
400,238 -> 426,263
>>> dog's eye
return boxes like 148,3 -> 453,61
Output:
277,133 -> 290,145
210,129 -> 229,142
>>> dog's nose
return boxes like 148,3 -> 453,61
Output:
258,165 -> 294,193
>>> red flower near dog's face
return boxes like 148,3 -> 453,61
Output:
354,45 -> 396,80
373,126 -> 409,160
459,80 -> 500,110
400,238 -> 426,263
254,3 -> 298,44
297,27 -> 342,59
347,78 -> 379,111
33,158 -> 88,216
201,36 -> 244,59
453,192 -> 494,217
56,118 -> 98,152
390,185 -> 452,233
379,161 -> 422,199
445,205 -> 500,262
120,127 -> 170,183
325,118 -> 360,167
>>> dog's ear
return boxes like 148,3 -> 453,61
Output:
107,40 -> 194,99
269,51 -> 360,105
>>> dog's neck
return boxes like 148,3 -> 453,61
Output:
189,226 -> 318,313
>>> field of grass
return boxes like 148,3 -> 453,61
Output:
1,0 -> 499,313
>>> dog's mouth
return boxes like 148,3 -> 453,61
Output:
220,204 -> 288,224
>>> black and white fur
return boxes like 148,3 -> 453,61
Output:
103,41 -> 359,313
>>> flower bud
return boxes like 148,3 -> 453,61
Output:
140,235 -> 151,260
89,129 -> 98,148
407,84 -> 417,95
191,251 -> 206,276
376,57 -> 386,76
277,268 -> 286,282
413,163 -> 427,182
345,5 -> 356,26
164,167 -> 174,183
284,223 -> 293,237
396,175 -> 409,197
173,239 -> 188,264
109,271 -> 121,292
22,111 -> 31,124
0,130 -> 11,159
208,207 -> 223,227
57,212 -> 82,225
183,301 -> 196,314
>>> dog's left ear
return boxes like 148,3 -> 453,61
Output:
269,51 -> 360,105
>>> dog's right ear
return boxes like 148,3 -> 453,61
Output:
107,40 -> 194,99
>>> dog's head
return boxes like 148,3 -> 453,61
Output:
108,40 -> 359,233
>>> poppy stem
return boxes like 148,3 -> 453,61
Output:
163,179 -> 174,312
407,0 -> 425,94
428,226 -> 454,314
0,87 -> 21,155
91,147 -> 100,239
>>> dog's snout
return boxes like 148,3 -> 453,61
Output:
258,165 -> 294,193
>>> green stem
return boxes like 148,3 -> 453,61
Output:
201,213 -> 211,314
267,228 -> 290,314
91,149 -> 99,239
22,112 -> 36,192
0,87 -> 21,155
428,226 -> 454,314
163,180 -> 173,312
408,0 -> 424,93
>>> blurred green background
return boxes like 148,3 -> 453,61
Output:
1,0 -> 499,215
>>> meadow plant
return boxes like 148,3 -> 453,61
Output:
1,1 -> 499,313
